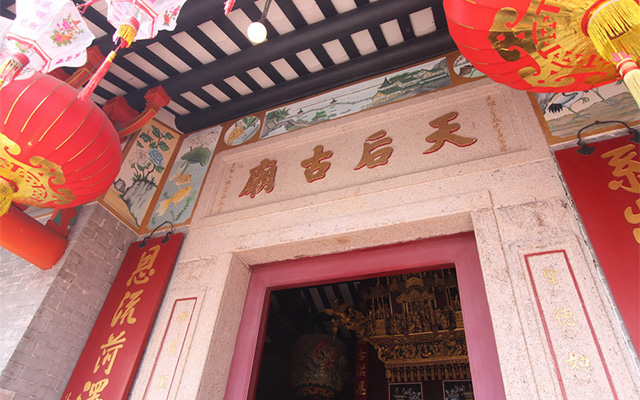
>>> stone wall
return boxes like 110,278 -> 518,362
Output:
0,204 -> 138,400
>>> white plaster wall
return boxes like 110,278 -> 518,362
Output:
129,79 -> 640,400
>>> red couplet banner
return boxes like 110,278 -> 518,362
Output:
555,136 -> 639,352
62,233 -> 184,400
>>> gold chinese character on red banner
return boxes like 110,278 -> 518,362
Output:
424,111 -> 476,154
357,380 -> 367,395
111,290 -> 143,327
76,378 -> 109,400
357,347 -> 367,362
355,130 -> 393,170
94,331 -> 126,375
127,245 -> 161,287
301,145 -> 333,182
624,199 -> 640,244
240,158 -> 277,198
602,144 -> 640,194
602,144 -> 640,243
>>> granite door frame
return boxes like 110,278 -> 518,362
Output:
223,232 -> 506,400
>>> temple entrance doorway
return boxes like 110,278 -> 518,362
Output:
223,233 -> 506,400
255,266 -> 473,400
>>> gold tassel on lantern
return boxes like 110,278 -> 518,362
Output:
584,0 -> 640,109
585,0 -> 640,60
114,17 -> 139,47
0,178 -> 16,216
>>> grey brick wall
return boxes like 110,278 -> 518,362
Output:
0,204 -> 138,400
0,248 -> 57,375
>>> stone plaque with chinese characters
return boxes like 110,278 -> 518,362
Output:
143,298 -> 197,399
524,250 -> 618,399
63,234 -> 184,400
205,81 -> 530,218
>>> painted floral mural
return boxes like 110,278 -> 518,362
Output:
101,121 -> 180,229
147,126 -> 221,230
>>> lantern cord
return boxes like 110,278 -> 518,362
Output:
78,17 -> 140,102
76,0 -> 101,15
260,0 -> 273,22
223,0 -> 236,14
77,50 -> 116,101
139,221 -> 175,248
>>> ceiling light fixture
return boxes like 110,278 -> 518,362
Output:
247,0 -> 273,44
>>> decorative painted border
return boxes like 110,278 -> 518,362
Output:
143,297 -> 198,400
523,250 -> 618,400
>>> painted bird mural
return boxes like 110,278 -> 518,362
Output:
536,92 -> 590,119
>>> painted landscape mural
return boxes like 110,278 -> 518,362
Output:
147,126 -> 221,229
534,82 -> 638,143
101,121 -> 180,229
261,57 -> 451,139
452,54 -> 485,79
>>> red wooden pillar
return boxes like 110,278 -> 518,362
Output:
0,205 -> 67,269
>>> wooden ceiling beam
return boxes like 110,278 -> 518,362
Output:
91,0 -> 258,55
124,0 -> 442,109
175,29 -> 456,133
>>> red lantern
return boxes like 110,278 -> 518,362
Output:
0,72 -> 121,215
443,0 -> 640,94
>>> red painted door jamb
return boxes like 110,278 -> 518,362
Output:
223,232 -> 506,400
